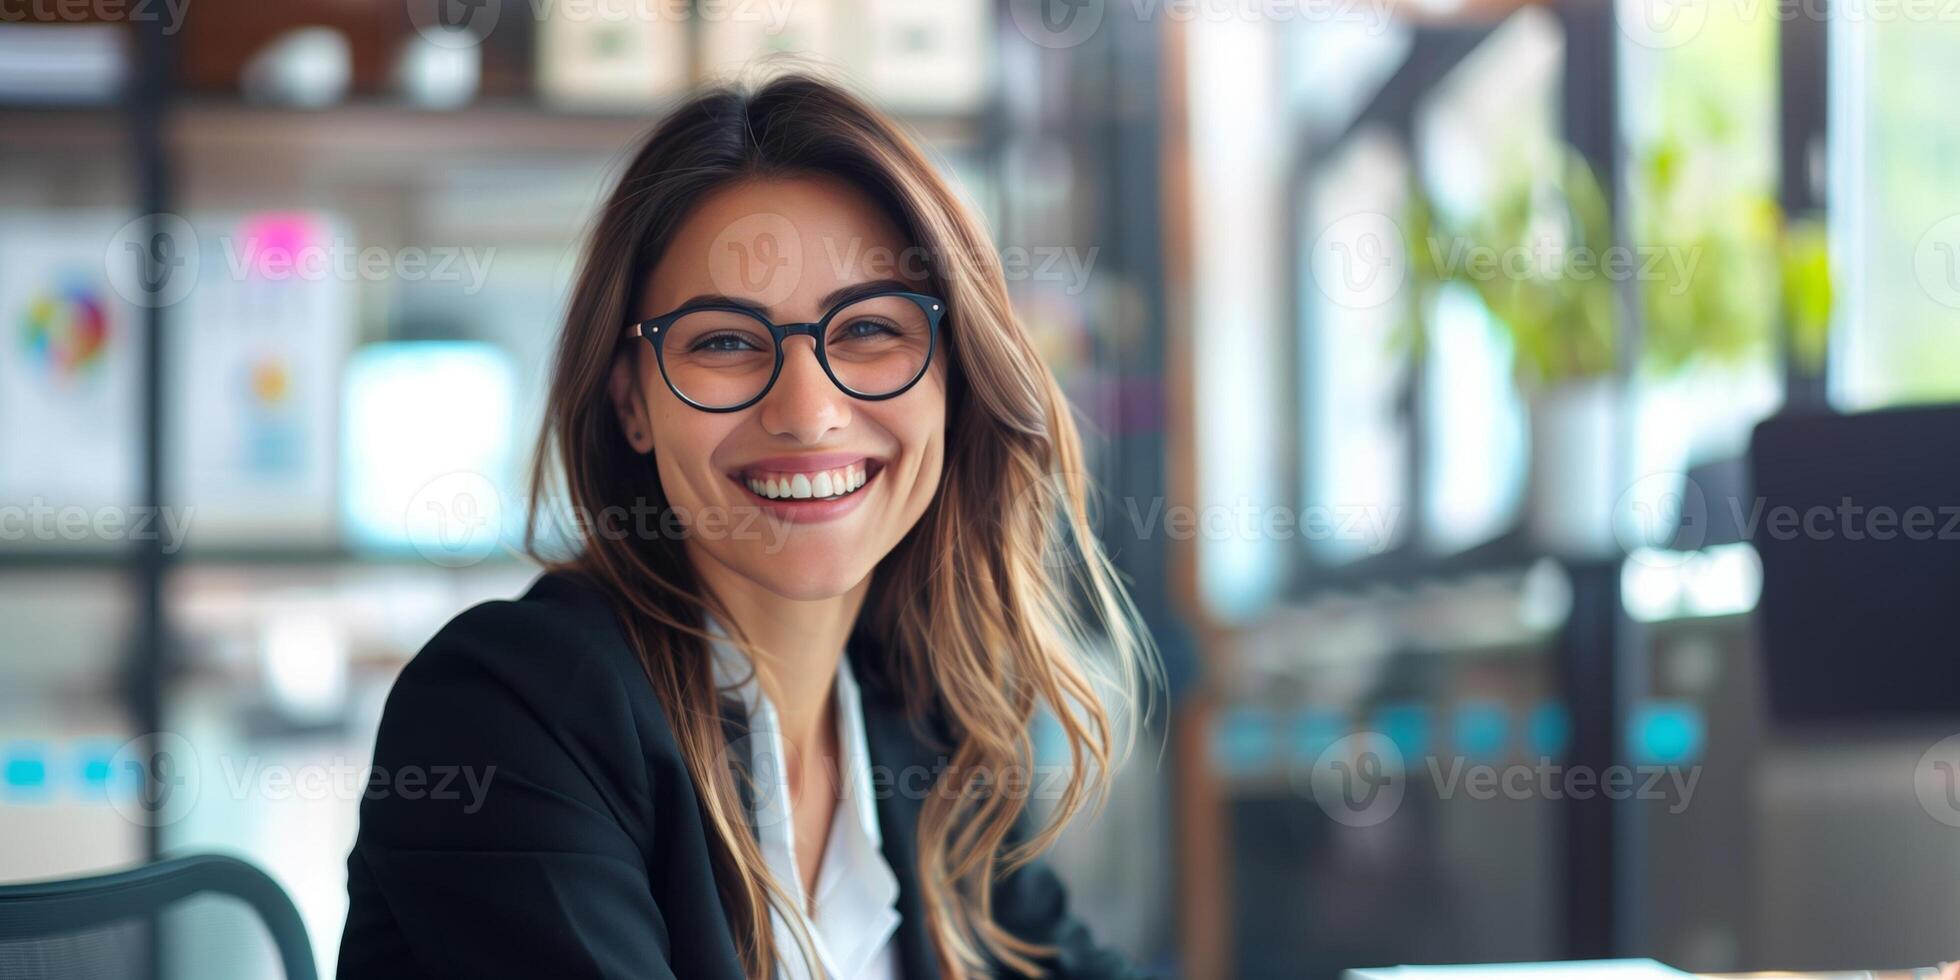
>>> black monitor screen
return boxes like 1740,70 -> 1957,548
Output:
1749,405 -> 1960,726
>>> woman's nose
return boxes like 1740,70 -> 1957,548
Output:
757,335 -> 850,442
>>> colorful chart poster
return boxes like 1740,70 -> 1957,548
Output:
0,213 -> 141,540
167,210 -> 353,547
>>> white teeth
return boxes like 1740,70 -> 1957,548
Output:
742,463 -> 874,500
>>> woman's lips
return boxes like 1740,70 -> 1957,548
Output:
737,458 -> 877,501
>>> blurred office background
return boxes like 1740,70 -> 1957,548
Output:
3,0 -> 1959,977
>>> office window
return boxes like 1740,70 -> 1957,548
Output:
1830,3 -> 1960,408
1285,18 -> 1413,138
1619,0 -> 1782,498
1300,129 -> 1411,566
1410,9 -> 1561,554
1421,283 -> 1531,552
1192,19 -> 1289,617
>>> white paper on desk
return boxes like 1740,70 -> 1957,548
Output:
1346,959 -> 1694,980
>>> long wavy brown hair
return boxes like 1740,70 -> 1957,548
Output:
524,69 -> 1158,979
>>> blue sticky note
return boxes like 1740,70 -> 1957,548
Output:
3,742 -> 50,797
1527,700 -> 1570,759
1370,702 -> 1431,760
1289,707 -> 1346,765
1454,700 -> 1509,762
73,740 -> 121,801
1628,701 -> 1704,765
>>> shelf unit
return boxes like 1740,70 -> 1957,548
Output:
6,21 -> 1181,971
1159,0 -> 1838,973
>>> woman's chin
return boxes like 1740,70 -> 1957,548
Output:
733,555 -> 872,603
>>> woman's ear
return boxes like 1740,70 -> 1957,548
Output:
608,352 -> 657,455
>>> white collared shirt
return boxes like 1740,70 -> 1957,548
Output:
707,616 -> 903,980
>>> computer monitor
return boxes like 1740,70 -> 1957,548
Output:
1749,404 -> 1960,726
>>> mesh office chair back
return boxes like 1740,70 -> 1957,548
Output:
0,853 -> 317,980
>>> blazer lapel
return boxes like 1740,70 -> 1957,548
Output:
850,641 -> 945,980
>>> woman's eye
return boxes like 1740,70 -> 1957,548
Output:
692,333 -> 764,353
838,318 -> 898,339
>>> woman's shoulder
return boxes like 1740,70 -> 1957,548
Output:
428,566 -> 627,649
405,569 -> 641,692
376,569 -> 685,781
353,570 -> 688,888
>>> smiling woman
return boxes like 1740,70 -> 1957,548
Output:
613,174 -> 951,602
336,71 -> 1160,980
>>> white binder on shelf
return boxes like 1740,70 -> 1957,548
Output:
858,0 -> 990,115
536,8 -> 690,108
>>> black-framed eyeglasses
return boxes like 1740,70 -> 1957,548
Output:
623,290 -> 946,413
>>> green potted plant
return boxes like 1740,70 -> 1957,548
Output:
1628,115 -> 1834,484
1438,143 -> 1621,557
1398,126 -> 1832,558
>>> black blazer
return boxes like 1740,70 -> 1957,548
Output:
338,571 -> 1149,978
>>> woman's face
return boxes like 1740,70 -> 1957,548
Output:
612,176 -> 948,602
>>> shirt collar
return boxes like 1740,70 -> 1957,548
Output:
704,613 -> 883,847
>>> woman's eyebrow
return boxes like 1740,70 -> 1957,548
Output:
669,293 -> 769,313
669,278 -> 917,318
819,278 -> 916,309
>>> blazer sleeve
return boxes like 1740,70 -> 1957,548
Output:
988,806 -> 1157,979
338,599 -> 676,980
